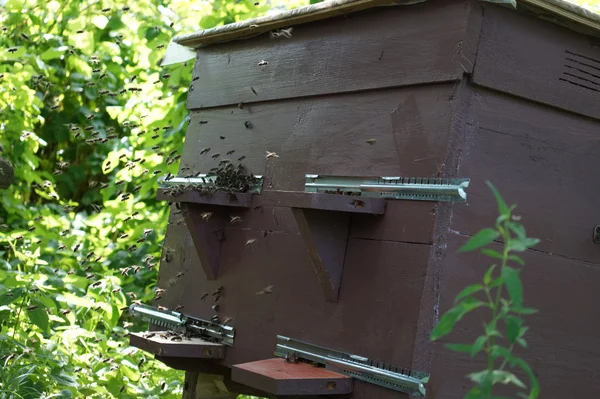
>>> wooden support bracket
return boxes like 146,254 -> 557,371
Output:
273,192 -> 385,303
129,331 -> 226,359
157,188 -> 253,280
231,358 -> 353,396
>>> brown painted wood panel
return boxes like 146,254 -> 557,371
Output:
166,227 -> 428,398
187,0 -> 473,109
451,87 -> 600,264
428,234 -> 600,398
183,84 -> 456,242
473,4 -> 600,120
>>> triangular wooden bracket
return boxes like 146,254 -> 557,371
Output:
292,208 -> 351,303
181,203 -> 230,280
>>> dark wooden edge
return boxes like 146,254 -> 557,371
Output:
0,157 -> 14,189
157,188 -> 252,208
129,331 -> 226,359
180,203 -> 227,280
292,209 -> 350,303
231,358 -> 353,396
260,191 -> 386,215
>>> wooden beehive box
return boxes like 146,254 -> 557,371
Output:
131,0 -> 600,398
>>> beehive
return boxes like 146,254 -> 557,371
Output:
130,0 -> 600,397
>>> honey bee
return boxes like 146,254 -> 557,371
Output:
27,305 -> 39,311
101,7 -> 111,12
211,153 -> 220,159
200,293 -> 208,300
258,60 -> 268,67
157,305 -> 168,311
212,304 -> 220,312
230,216 -> 242,224
77,30 -> 84,34
151,134 -> 159,139
245,238 -> 256,246
256,285 -> 274,295
162,73 -> 170,79
58,244 -> 67,250
157,44 -> 165,49
366,138 -> 376,145
175,304 -> 184,311
27,226 -> 36,232
119,234 -> 129,240
266,151 -> 279,159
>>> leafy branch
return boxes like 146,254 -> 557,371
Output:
431,181 -> 540,399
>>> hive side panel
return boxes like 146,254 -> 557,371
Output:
473,4 -> 600,120
187,0 -> 474,109
183,84 -> 457,243
428,235 -> 600,399
451,87 -> 600,264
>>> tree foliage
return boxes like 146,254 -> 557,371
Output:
0,0 -> 309,397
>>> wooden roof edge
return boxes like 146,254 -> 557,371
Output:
172,0 -> 600,49
172,0 -> 427,48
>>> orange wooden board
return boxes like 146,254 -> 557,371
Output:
231,358 -> 352,395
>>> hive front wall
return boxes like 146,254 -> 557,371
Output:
155,1 -> 479,398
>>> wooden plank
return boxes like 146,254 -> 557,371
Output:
451,87 -> 600,264
157,188 -> 252,208
183,84 -> 455,242
473,4 -> 600,120
188,1 -> 472,109
259,191 -> 386,215
129,332 -> 225,359
428,234 -> 600,398
231,358 -> 353,396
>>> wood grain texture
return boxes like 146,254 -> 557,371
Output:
170,233 -> 428,399
231,358 -> 353,396
473,4 -> 600,120
157,189 -> 252,207
0,157 -> 14,189
183,84 -> 456,242
428,234 -> 600,398
451,87 -> 600,264
260,191 -> 386,215
129,332 -> 225,359
292,208 -> 350,302
187,0 -> 472,109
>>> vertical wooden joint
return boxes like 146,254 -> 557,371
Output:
292,208 -> 350,303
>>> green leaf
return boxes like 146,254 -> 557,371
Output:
513,306 -> 537,315
506,315 -> 523,343
28,307 -> 49,333
459,228 -> 500,253
481,248 -> 503,259
510,356 -> 540,398
486,181 -> 510,217
471,335 -> 487,357
484,265 -> 497,286
517,337 -> 528,348
502,266 -> 523,308
431,298 -> 486,340
444,343 -> 473,353
507,237 -> 540,252
454,284 -> 484,303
